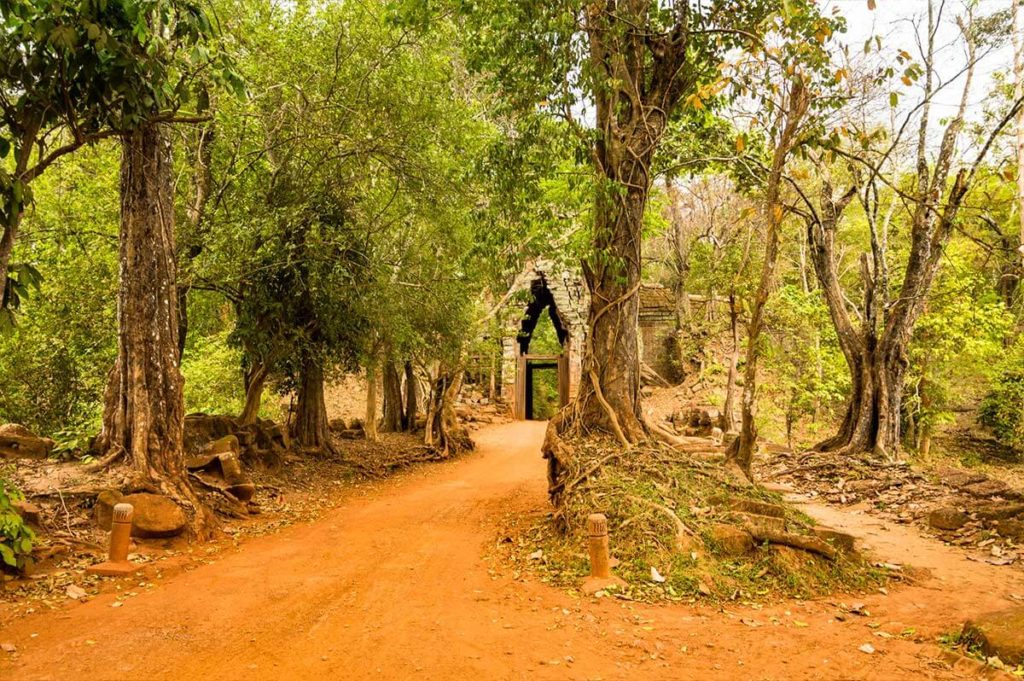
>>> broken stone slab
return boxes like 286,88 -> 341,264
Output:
202,434 -> 239,457
844,479 -> 892,494
928,507 -> 969,531
748,528 -> 838,560
974,503 -> 1024,522
731,512 -> 786,534
940,468 -> 989,490
183,414 -> 289,471
0,423 -> 55,460
811,526 -> 856,554
962,608 -> 1024,665
710,495 -> 785,519
186,436 -> 256,502
707,523 -> 754,557
94,492 -> 187,538
12,500 -> 42,526
964,479 -> 1023,501
994,519 -> 1024,542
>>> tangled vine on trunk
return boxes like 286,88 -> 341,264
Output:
95,124 -> 211,536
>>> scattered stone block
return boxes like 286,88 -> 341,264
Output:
940,468 -> 988,490
94,490 -> 123,530
711,495 -> 785,519
964,479 -> 1017,500
94,492 -> 186,538
202,435 -> 239,456
12,500 -> 41,526
928,507 -> 968,531
708,523 -> 754,557
811,526 -> 856,554
0,423 -> 55,460
995,519 -> 1024,542
975,503 -> 1024,522
962,608 -> 1024,665
731,512 -> 785,534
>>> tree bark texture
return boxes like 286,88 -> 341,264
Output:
564,4 -> 699,446
364,360 -> 379,442
239,362 -> 268,425
97,124 -> 205,531
721,293 -> 740,434
1015,0 -> 1024,272
381,360 -> 405,433
292,358 -> 333,452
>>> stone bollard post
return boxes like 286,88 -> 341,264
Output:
87,503 -> 141,576
582,513 -> 626,594
587,514 -> 612,579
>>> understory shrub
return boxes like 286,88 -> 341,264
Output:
980,365 -> 1024,452
0,476 -> 35,574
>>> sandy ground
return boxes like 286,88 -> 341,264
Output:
2,420 -> 1022,680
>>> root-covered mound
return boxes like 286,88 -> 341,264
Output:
530,434 -> 885,602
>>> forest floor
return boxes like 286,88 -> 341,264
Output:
2,421 -> 1023,680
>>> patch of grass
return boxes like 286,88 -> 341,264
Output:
517,435 -> 887,603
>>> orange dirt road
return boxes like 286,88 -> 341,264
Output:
2,421 -> 1023,680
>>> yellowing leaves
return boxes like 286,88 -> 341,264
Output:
867,0 -> 876,10
735,135 -> 745,153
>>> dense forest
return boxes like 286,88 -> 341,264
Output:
3,0 -> 1024,678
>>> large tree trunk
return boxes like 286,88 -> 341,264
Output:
424,368 -> 470,455
96,124 -> 207,533
0,211 -> 22,312
381,359 -> 404,433
551,3 -> 695,447
292,358 -> 333,452
239,362 -> 268,425
403,360 -> 418,431
0,122 -> 41,315
574,184 -> 648,444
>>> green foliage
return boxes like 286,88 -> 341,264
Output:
0,475 -> 35,573
1,0 -> 238,316
764,284 -> 849,442
909,258 -> 1015,444
181,330 -> 246,416
980,341 -> 1024,452
0,144 -> 119,435
197,0 -> 503,395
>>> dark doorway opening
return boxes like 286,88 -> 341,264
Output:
526,361 -> 559,420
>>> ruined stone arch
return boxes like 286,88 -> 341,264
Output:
496,260 -> 588,418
